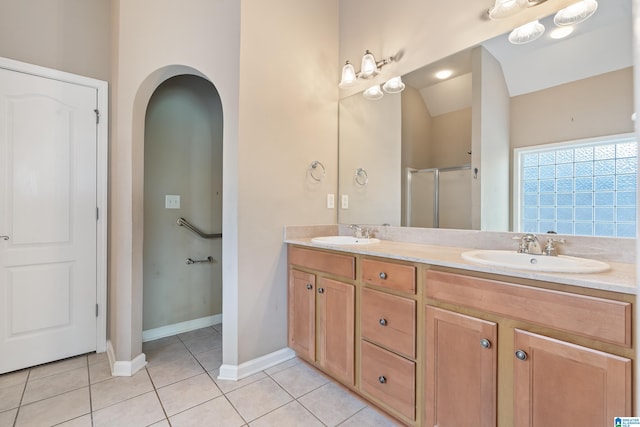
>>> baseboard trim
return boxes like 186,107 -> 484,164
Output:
106,340 -> 147,377
142,314 -> 222,342
217,347 -> 296,381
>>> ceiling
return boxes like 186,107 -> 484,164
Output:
403,0 -> 632,117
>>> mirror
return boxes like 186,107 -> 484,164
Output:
338,0 -> 633,231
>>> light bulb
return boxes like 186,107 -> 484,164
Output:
554,0 -> 598,26
508,20 -> 545,44
339,61 -> 356,88
382,77 -> 406,93
360,51 -> 378,78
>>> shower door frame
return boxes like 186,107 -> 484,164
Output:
405,164 -> 471,228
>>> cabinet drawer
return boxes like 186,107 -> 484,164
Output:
362,258 -> 416,294
361,340 -> 415,421
361,288 -> 416,358
426,270 -> 632,347
288,246 -> 355,280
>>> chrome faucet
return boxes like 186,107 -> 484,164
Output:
515,233 -> 565,256
516,233 -> 542,255
349,224 -> 363,238
349,224 -> 370,238
543,237 -> 565,256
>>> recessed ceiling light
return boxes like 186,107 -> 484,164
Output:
549,26 -> 574,39
435,70 -> 453,79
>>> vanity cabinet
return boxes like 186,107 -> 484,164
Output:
425,269 -> 633,426
425,306 -> 497,427
359,257 -> 418,423
287,246 -> 356,386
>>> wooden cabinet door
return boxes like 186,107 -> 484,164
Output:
425,306 -> 497,427
514,329 -> 631,427
317,277 -> 355,385
288,269 -> 316,361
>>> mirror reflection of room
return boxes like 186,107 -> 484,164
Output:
338,0 -> 634,237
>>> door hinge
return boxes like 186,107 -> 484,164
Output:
94,109 -> 100,124
96,207 -> 99,220
96,304 -> 99,317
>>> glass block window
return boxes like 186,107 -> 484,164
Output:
515,135 -> 637,237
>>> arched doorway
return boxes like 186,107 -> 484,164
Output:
142,75 -> 223,358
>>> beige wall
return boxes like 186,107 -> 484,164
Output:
236,0 -> 339,363
511,67 -> 634,148
430,108 -> 472,169
339,92 -> 402,226
472,46 -> 510,231
110,0 -> 242,363
143,75 -> 223,331
0,0 -> 111,81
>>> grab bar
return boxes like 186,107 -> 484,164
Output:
186,256 -> 214,265
177,217 -> 222,239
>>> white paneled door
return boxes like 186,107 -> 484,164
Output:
0,67 -> 98,374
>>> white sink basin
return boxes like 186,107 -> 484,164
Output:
311,236 -> 381,246
461,249 -> 610,273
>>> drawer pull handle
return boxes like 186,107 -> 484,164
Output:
480,338 -> 491,349
378,376 -> 387,384
306,283 -> 313,290
318,288 -> 325,294
379,318 -> 388,326
379,272 -> 387,280
515,350 -> 528,361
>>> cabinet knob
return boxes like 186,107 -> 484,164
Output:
318,288 -> 324,294
515,349 -> 528,361
379,318 -> 388,326
0,236 -> 8,241
480,338 -> 491,349
379,272 -> 387,280
378,376 -> 387,384
306,283 -> 313,290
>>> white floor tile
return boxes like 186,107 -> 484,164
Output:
157,373 -> 222,416
249,401 -> 323,427
226,377 -> 293,422
92,391 -> 165,427
15,387 -> 90,427
298,382 -> 367,427
169,396 -> 245,427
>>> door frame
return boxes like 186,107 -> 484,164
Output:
0,56 -> 108,353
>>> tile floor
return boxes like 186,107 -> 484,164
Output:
0,324 -> 400,426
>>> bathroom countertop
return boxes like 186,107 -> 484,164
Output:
285,237 -> 637,295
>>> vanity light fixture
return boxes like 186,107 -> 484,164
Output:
487,0 -> 548,20
363,84 -> 384,100
339,50 -> 399,88
554,0 -> 598,26
382,76 -> 406,93
508,20 -> 545,44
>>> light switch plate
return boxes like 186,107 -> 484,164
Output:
327,194 -> 335,209
165,195 -> 180,209
341,194 -> 349,209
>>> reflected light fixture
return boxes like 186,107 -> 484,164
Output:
382,76 -> 406,93
508,20 -> 545,44
339,50 -> 399,88
487,0 -> 547,20
488,0 -> 528,19
554,0 -> 598,26
363,85 -> 384,100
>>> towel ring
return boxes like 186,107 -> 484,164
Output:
355,168 -> 368,186
310,160 -> 326,182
